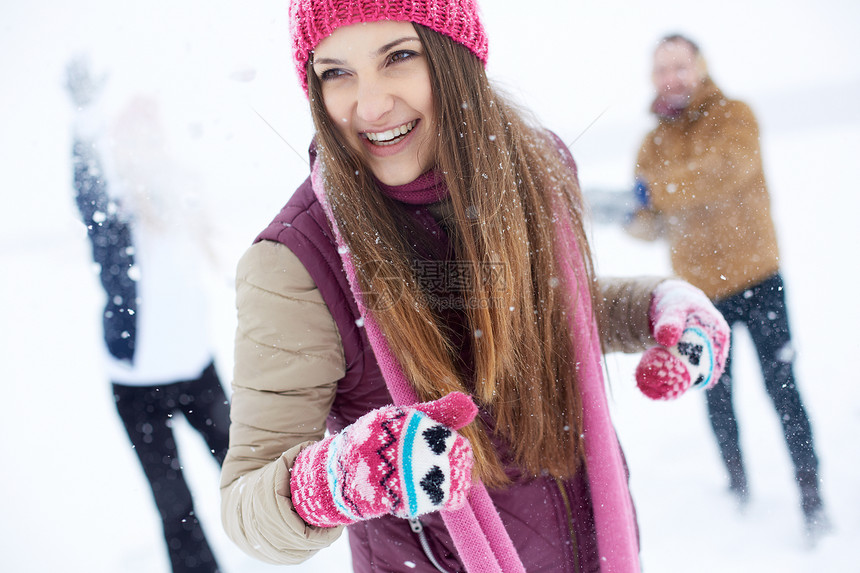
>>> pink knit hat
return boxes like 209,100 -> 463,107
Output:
289,0 -> 489,95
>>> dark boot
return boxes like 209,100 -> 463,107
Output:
728,468 -> 749,508
725,454 -> 749,508
797,470 -> 831,543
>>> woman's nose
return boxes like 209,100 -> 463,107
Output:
355,79 -> 394,123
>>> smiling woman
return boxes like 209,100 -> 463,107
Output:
218,1 -> 732,572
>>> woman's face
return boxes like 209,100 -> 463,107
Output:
312,20 -> 437,186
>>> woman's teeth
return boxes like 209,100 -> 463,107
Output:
364,121 -> 416,145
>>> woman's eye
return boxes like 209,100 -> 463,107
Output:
388,50 -> 417,64
319,68 -> 347,81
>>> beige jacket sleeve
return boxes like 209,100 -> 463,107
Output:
220,240 -> 346,564
596,276 -> 665,354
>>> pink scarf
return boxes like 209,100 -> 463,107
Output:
311,160 -> 640,572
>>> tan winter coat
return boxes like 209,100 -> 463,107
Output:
630,78 -> 781,300
220,239 -> 662,565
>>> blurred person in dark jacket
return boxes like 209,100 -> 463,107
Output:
66,57 -> 230,572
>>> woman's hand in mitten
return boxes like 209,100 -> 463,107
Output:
636,280 -> 730,400
290,392 -> 477,528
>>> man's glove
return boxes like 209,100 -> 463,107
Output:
290,392 -> 477,528
636,280 -> 730,400
632,178 -> 650,209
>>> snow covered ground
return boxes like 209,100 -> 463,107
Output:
2,1 -> 858,571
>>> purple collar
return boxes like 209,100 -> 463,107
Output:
375,170 -> 449,205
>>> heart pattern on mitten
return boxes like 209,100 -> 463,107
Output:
291,392 -> 477,527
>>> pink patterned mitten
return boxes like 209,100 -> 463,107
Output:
290,392 -> 477,528
636,280 -> 730,400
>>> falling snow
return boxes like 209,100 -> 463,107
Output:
2,1 -> 859,572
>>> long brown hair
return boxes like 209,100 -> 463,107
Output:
307,24 -> 596,487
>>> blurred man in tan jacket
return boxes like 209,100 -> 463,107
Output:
627,34 -> 828,539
